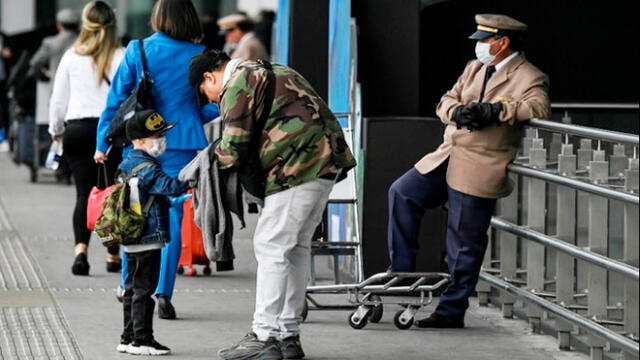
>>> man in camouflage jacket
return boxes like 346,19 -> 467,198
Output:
189,49 -> 356,360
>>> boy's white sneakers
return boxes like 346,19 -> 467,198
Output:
125,339 -> 171,356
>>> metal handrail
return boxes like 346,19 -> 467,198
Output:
551,103 -> 639,110
528,118 -> 639,146
479,272 -> 639,356
490,217 -> 640,280
508,164 -> 639,205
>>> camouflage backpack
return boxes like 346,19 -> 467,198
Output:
95,162 -> 155,247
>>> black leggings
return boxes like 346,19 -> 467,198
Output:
62,118 -> 121,255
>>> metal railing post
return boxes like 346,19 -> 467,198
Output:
522,128 -> 536,158
499,174 -> 519,318
527,138 -> 547,333
578,139 -> 594,171
624,157 -> 639,360
556,143 -> 577,350
610,144 -> 628,177
477,231 -> 492,306
588,149 -> 609,360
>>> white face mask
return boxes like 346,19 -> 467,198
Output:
147,136 -> 167,158
475,41 -> 497,65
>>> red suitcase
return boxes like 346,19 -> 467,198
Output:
178,191 -> 211,276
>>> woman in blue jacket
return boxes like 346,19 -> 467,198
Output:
94,0 -> 219,319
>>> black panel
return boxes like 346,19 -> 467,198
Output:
352,0 -> 421,117
288,0 -> 329,99
361,117 -> 447,277
419,0 -> 640,110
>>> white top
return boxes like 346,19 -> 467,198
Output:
494,51 -> 519,73
48,47 -> 125,136
222,58 -> 243,88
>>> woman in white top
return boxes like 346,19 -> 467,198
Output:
49,1 -> 124,276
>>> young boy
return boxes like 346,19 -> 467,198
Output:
117,109 -> 189,356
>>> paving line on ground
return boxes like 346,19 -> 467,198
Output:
0,196 -> 84,360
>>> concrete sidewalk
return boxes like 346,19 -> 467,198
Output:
0,153 -> 588,360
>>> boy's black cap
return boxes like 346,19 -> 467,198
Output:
125,109 -> 175,141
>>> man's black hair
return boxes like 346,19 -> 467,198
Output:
188,48 -> 231,88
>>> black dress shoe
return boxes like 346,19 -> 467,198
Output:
106,261 -> 121,273
414,313 -> 464,328
157,295 -> 176,320
71,253 -> 90,276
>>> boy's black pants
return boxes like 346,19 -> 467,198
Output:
122,249 -> 162,342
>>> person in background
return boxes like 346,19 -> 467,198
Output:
0,30 -> 10,150
386,14 -> 550,329
29,9 -> 80,183
29,9 -> 80,81
217,13 -> 268,61
95,0 -> 219,320
49,1 -> 125,276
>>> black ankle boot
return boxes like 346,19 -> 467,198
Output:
157,295 -> 176,320
414,313 -> 464,328
71,253 -> 90,276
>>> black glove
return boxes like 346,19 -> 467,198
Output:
452,105 -> 476,130
464,102 -> 503,131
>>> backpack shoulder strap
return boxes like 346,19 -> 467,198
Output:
128,161 -> 156,215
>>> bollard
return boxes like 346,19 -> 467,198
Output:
610,144 -> 627,177
556,143 -> 577,350
499,174 -> 519,319
623,157 -> 639,360
578,139 -> 594,171
587,151 -> 609,360
527,138 -> 546,334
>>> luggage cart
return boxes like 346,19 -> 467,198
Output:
304,112 -> 451,330
305,272 -> 450,330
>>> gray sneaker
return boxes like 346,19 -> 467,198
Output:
280,335 -> 305,359
218,332 -> 282,360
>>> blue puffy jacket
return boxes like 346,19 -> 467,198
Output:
97,32 -> 219,153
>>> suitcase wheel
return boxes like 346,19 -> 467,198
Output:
185,267 -> 197,276
203,266 -> 212,276
177,266 -> 184,275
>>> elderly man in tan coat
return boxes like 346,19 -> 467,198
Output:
217,13 -> 268,61
387,14 -> 550,329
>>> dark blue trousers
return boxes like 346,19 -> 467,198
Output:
387,161 -> 496,318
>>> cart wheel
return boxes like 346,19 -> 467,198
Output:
393,310 -> 413,330
368,304 -> 384,323
203,266 -> 212,275
177,266 -> 184,275
348,311 -> 368,330
185,267 -> 197,276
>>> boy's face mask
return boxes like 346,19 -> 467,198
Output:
147,136 -> 167,158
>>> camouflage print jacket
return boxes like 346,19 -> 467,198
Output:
215,60 -> 356,197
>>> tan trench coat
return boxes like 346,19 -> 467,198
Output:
415,53 -> 550,198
